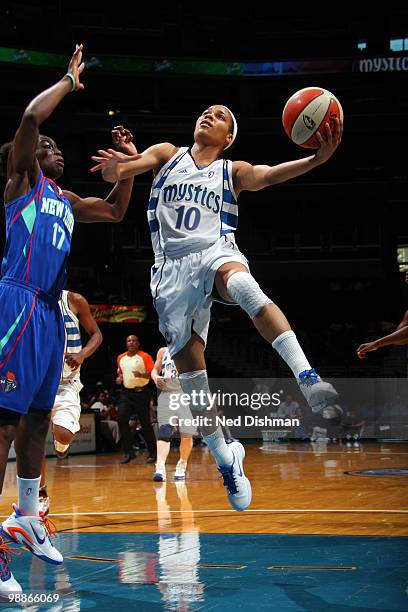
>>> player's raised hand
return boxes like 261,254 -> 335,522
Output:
66,44 -> 85,91
112,125 -> 138,155
314,118 -> 343,164
356,341 -> 379,359
90,148 -> 141,182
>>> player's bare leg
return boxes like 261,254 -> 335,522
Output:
174,435 -> 193,481
215,262 -> 338,412
2,410 -> 63,565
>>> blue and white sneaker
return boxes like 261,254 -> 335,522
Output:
153,461 -> 166,482
0,537 -> 22,595
218,442 -> 252,512
298,368 -> 339,413
174,459 -> 187,481
1,504 -> 63,565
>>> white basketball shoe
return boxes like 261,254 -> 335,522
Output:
174,459 -> 187,481
1,505 -> 63,565
153,461 -> 166,482
298,368 -> 339,413
217,442 -> 252,512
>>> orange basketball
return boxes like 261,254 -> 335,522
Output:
282,87 -> 343,149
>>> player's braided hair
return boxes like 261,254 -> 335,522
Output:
0,142 -> 12,178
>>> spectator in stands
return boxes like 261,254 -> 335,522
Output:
90,391 -> 109,412
341,408 -> 366,447
276,394 -> 299,419
99,402 -> 120,451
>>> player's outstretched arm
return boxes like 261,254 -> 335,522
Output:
64,292 -> 103,370
90,142 -> 178,183
6,44 -> 85,199
66,126 -> 138,223
357,324 -> 408,359
233,119 -> 342,195
396,309 -> 408,332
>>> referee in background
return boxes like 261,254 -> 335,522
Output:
116,335 -> 157,464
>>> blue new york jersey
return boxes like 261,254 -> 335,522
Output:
0,172 -> 74,414
1,171 -> 74,297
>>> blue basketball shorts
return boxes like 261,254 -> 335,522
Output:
0,278 -> 65,414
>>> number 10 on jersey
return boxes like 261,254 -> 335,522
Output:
175,206 -> 201,231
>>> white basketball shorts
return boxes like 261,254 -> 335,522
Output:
52,379 -> 83,435
150,234 -> 248,356
157,390 -> 197,436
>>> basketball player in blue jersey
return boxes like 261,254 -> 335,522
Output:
91,104 -> 343,514
0,45 -> 138,593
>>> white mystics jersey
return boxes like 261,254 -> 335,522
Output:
147,147 -> 238,262
160,348 -> 181,391
59,290 -> 82,383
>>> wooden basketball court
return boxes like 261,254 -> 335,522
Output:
1,442 -> 407,609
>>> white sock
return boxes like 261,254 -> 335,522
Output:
204,427 -> 234,466
272,330 -> 312,377
17,476 -> 40,516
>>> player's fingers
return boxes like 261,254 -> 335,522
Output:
96,149 -> 112,158
325,123 -> 332,145
90,163 -> 103,172
335,118 -> 342,144
315,132 -> 324,147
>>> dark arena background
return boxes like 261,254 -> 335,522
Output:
0,3 -> 407,610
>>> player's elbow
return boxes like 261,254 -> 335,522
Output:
22,110 -> 40,128
105,203 -> 125,223
95,330 -> 103,347
111,208 -> 125,223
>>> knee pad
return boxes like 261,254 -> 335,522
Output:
226,272 -> 272,318
55,441 -> 69,453
158,424 -> 173,442
178,370 -> 211,413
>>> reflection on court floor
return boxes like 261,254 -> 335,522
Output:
5,530 -> 408,611
1,443 -> 407,610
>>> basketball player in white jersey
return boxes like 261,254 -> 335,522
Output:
91,105 -> 343,512
151,346 -> 196,482
39,290 -> 102,513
